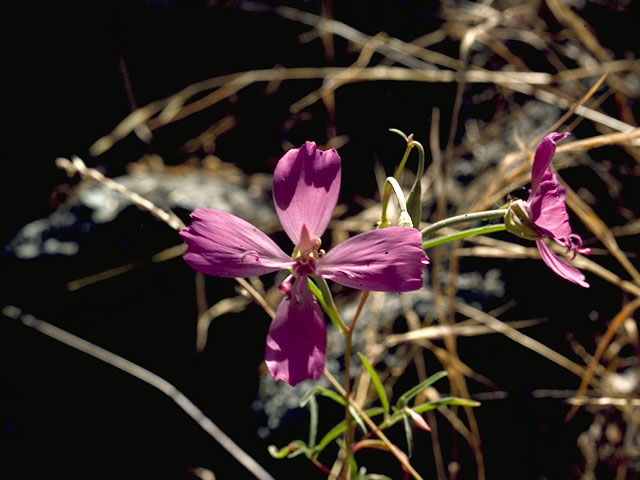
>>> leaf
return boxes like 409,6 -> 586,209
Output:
313,407 -> 385,456
358,353 -> 390,417
411,396 -> 481,414
403,415 -> 413,458
307,393 -> 318,449
406,141 -> 424,229
389,128 -> 409,141
308,276 -> 347,331
300,385 -> 346,407
395,370 -> 448,408
267,440 -> 308,459
349,405 -> 368,435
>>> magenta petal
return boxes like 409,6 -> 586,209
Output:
528,170 -> 572,241
180,208 -> 294,277
536,239 -> 589,288
273,142 -> 341,245
530,132 -> 570,196
264,277 -> 326,386
316,227 -> 429,292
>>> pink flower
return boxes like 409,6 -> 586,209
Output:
180,142 -> 429,385
506,132 -> 590,287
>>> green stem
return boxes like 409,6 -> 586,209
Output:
343,290 -> 369,478
343,328 -> 354,479
422,224 -> 507,249
420,209 -> 507,237
405,140 -> 425,228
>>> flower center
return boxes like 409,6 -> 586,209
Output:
279,234 -> 324,294
293,237 -> 322,264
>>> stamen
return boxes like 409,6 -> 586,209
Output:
563,234 -> 589,261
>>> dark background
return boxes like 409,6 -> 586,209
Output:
3,1 -> 639,479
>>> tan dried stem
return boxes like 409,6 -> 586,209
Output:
565,297 -> 640,421
323,368 -> 425,480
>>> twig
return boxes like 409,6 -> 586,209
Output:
56,156 -> 185,231
454,302 -> 594,383
2,305 -> 276,480
323,368 -> 424,480
384,318 -> 543,346
565,297 -> 640,421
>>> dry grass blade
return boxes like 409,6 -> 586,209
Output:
460,246 -> 640,298
196,296 -> 250,352
565,297 -> 640,421
556,129 -> 640,152
66,244 -> 187,291
56,156 -> 186,231
540,69 -> 610,142
2,306 -> 276,480
566,397 -> 640,407
559,175 -> 640,286
454,302 -> 592,382
323,369 -> 425,480
384,319 -> 543,346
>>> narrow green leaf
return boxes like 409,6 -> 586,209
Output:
405,141 -> 424,229
347,449 -> 359,477
301,385 -> 346,407
411,396 -> 481,414
402,414 -> 413,458
308,394 -> 318,449
314,420 -> 347,454
287,447 -> 309,459
358,353 -> 390,416
308,276 -> 347,332
268,440 -> 308,459
313,407 -> 385,456
389,128 -> 409,141
349,405 -> 368,435
396,370 -> 448,409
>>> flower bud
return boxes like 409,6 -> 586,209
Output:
504,200 -> 540,241
398,210 -> 414,228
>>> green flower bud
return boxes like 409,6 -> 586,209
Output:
504,200 -> 540,241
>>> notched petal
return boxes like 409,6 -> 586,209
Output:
316,227 -> 429,292
264,277 -> 327,386
530,132 -> 570,196
273,141 -> 341,245
180,208 -> 294,278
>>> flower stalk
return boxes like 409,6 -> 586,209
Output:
422,224 -> 507,249
379,129 -> 425,229
420,209 -> 507,237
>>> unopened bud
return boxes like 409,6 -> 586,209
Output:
504,200 -> 539,241
398,210 -> 414,228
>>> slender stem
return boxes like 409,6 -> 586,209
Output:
406,140 -> 425,228
422,224 -> 507,249
342,328 -> 354,479
342,290 -> 370,479
420,209 -> 507,237
4,305 -> 275,480
324,369 -> 424,480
